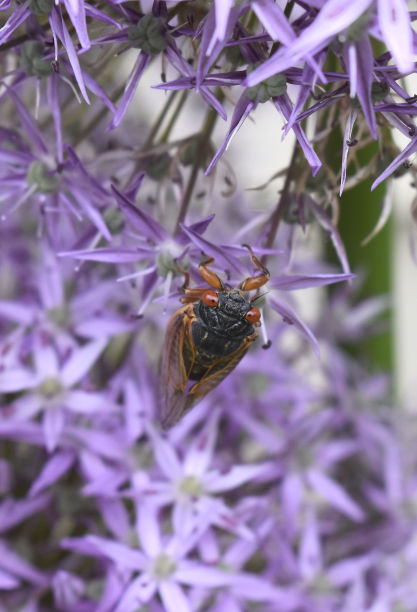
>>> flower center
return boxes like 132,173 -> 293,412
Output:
178,475 -> 204,498
27,161 -> 59,194
152,553 -> 177,580
48,306 -> 70,327
39,377 -> 63,398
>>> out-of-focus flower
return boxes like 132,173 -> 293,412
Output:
0,330 -> 111,451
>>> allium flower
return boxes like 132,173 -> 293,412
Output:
2,1 -> 417,610
127,416 -> 279,540
0,330 -> 111,451
62,499 -> 302,612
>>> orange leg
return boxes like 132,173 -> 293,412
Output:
198,256 -> 225,290
173,259 -> 190,291
240,244 -> 270,291
181,287 -> 208,303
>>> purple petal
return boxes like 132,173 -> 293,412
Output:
60,338 -> 107,387
284,54 -> 326,136
230,573 -> 301,608
50,7 -> 90,104
159,581 -> 191,612
109,53 -> 151,129
304,198 -> 351,274
340,109 -> 358,195
33,338 -> 59,378
176,563 -> 235,587
179,226 -> 243,273
81,69 -> 116,112
0,5 -> 30,45
65,535 -> 146,569
146,426 -> 182,479
176,214 -> 215,246
38,242 -> 65,308
111,185 -> 168,242
70,186 -> 112,242
344,35 -> 376,139
43,406 -> 65,452
307,468 -> 365,521
183,414 -> 218,477
63,0 -> 90,49
114,574 -> 156,610
0,300 -> 35,325
0,368 -> 40,393
197,4 -> 240,101
47,75 -> 63,163
29,450 -> 75,497
136,503 -> 161,557
98,499 -> 130,541
299,510 -> 322,580
205,462 -> 277,493
74,315 -> 136,338
211,0 -> 234,51
0,569 -> 18,590
84,3 -> 122,30
377,0 -> 414,73
59,246 -> 154,262
205,94 -> 255,174
252,0 -> 295,45
245,0 -> 373,88
327,553 -> 376,586
0,540 -> 48,586
0,494 -> 50,534
274,95 -> 322,175
65,390 -> 117,413
66,426 -> 126,461
269,273 -> 354,291
53,570 -> 84,611
372,135 -> 417,190
269,295 -> 320,357
4,86 -> 47,153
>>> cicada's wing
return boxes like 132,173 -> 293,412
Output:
159,304 -> 196,430
184,333 -> 255,412
160,306 -> 257,430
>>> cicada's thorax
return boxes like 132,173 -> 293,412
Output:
191,290 -> 255,362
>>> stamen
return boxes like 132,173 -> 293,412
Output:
259,308 -> 272,349
116,266 -> 156,283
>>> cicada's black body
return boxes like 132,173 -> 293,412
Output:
159,248 -> 270,429
191,290 -> 255,361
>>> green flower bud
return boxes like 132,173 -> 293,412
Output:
344,10 -> 373,43
20,41 -> 51,78
246,65 -> 287,103
144,153 -> 171,180
29,0 -> 53,15
127,15 -> 167,56
27,161 -> 59,194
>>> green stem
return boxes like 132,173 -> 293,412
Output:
72,83 -> 126,147
158,90 -> 187,144
261,144 -> 298,265
144,89 -> 180,148
174,95 -> 223,234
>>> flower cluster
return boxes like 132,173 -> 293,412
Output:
1,1 -> 416,611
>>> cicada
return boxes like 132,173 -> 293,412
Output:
159,245 -> 269,429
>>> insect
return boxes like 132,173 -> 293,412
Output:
159,245 -> 270,429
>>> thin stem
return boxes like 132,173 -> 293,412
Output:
72,83 -> 126,147
174,95 -> 223,234
143,89 -> 180,148
261,144 -> 298,265
158,90 -> 187,144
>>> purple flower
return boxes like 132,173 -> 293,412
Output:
0,330 -> 111,451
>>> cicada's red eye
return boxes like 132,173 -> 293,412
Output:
202,290 -> 219,307
246,307 -> 261,323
